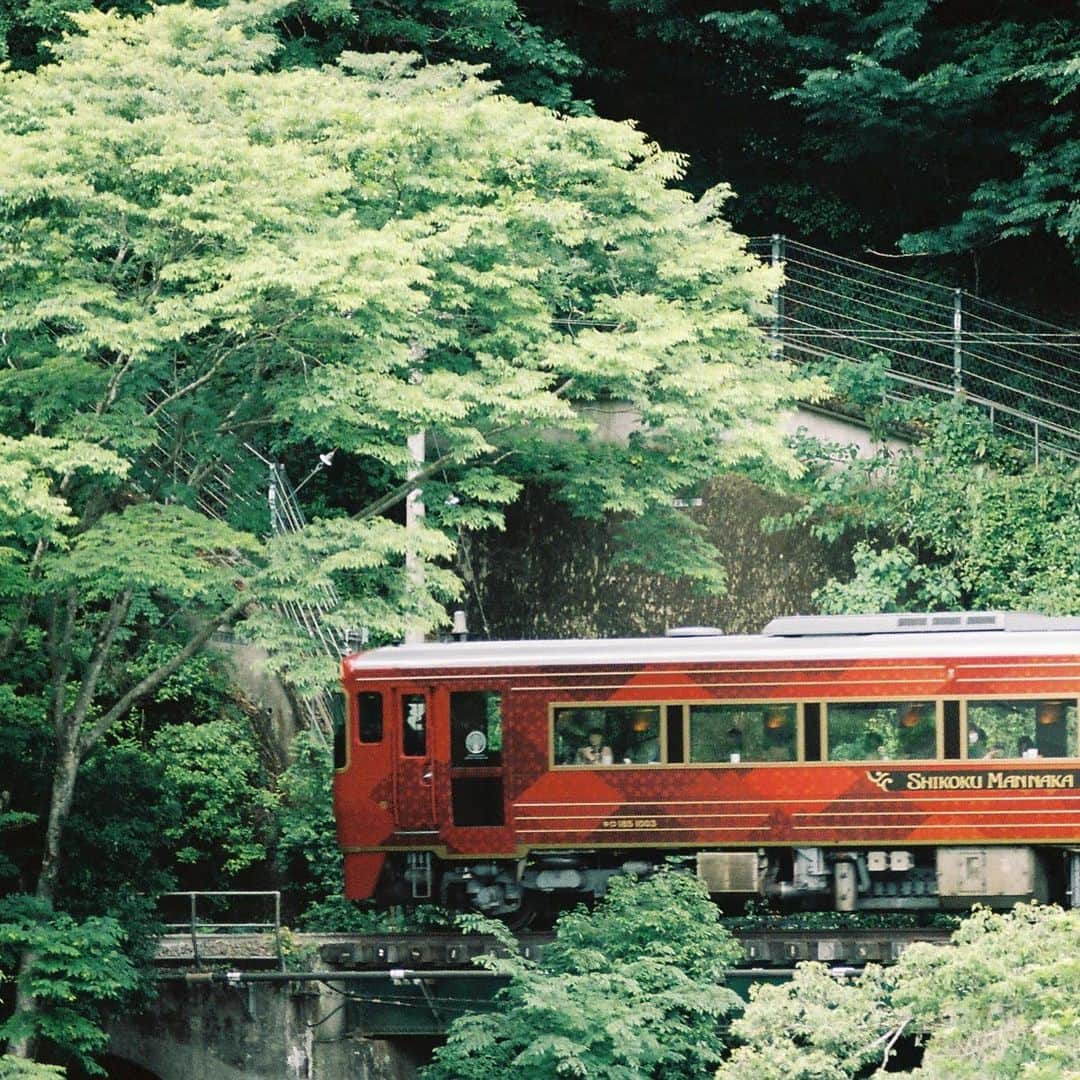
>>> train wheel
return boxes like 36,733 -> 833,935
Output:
500,892 -> 538,931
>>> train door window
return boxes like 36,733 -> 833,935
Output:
450,691 -> 502,766
402,694 -> 426,756
967,698 -> 1078,759
826,701 -> 936,761
803,703 -> 822,761
450,691 -> 504,827
688,703 -> 797,763
552,705 -> 661,765
666,705 -> 685,763
359,692 -> 383,743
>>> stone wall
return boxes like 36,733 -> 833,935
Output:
108,981 -> 428,1080
464,473 -> 849,640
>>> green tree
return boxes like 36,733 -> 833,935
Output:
704,0 -> 1080,294
275,0 -> 584,109
423,868 -> 744,1079
272,731 -> 351,926
551,0 -> 1079,308
718,903 -> 1080,1079
151,718 -> 277,882
0,0 -> 808,1062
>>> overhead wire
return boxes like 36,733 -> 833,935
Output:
779,253 -> 957,319
750,237 -> 962,295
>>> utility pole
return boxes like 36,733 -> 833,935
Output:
405,431 -> 425,644
771,234 -> 786,361
952,289 -> 963,393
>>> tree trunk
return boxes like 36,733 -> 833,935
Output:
36,739 -> 81,906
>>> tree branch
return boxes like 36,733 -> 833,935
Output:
354,376 -> 577,521
70,589 -> 133,728
148,339 -> 253,417
77,593 -> 252,755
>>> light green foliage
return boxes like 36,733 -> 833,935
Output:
720,903 -> 1080,1080
0,0 -> 582,115
423,869 -> 743,1080
898,905 -> 1080,1079
717,962 -> 896,1080
814,543 -> 962,616
0,1055 -> 66,1078
0,897 -> 137,1075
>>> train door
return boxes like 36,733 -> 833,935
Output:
447,689 -> 505,828
393,685 -> 437,832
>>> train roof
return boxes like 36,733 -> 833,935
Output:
342,612 -> 1080,675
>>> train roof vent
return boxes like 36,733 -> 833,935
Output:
666,626 -> 724,637
759,612 -> 1079,636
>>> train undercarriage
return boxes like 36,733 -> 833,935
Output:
379,845 -> 1080,922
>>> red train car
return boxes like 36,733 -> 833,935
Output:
334,612 -> 1080,919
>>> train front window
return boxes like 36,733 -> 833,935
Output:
331,691 -> 347,769
553,706 -> 661,765
689,703 -> 796,763
826,701 -> 937,761
967,699 -> 1078,759
358,692 -> 383,743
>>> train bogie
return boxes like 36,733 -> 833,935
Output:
357,843 -> 1074,922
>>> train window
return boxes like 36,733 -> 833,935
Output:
826,701 -> 936,761
966,698 -> 1078,760
666,705 -> 685,763
552,705 -> 661,765
450,691 -> 502,767
358,692 -> 383,744
803,703 -> 822,761
689,703 -> 796,763
943,700 -> 961,759
402,694 -> 426,756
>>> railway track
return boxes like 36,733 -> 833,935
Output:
155,925 -> 955,970
315,926 -> 954,970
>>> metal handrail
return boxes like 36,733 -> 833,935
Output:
159,890 -> 283,970
752,235 -> 1080,464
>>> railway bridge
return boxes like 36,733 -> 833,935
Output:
105,916 -> 952,1080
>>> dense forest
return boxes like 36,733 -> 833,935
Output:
0,0 -> 1078,1074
